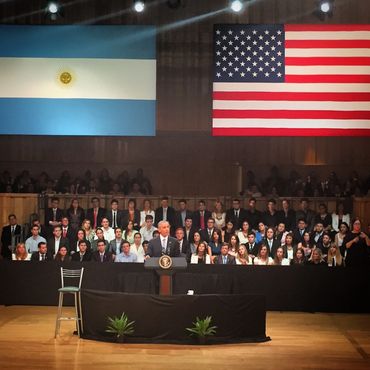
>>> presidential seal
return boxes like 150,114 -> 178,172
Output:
59,71 -> 72,85
159,255 -> 172,269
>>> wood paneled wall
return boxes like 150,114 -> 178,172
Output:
0,0 -> 369,195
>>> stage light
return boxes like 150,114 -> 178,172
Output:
47,2 -> 59,14
230,0 -> 243,13
45,2 -> 63,21
320,1 -> 331,13
134,1 -> 145,13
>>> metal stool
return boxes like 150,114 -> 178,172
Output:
55,267 -> 84,338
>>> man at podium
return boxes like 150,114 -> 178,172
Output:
146,221 -> 180,257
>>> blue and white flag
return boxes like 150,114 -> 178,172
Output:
0,25 -> 156,136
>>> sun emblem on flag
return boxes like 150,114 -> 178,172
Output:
60,71 -> 72,84
56,68 -> 75,88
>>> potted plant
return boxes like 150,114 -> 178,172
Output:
105,312 -> 135,342
186,316 -> 217,345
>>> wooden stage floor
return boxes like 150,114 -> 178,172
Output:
0,306 -> 369,370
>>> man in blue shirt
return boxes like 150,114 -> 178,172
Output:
115,240 -> 137,263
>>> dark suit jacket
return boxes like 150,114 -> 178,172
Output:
1,224 -> 22,259
147,236 -> 180,257
263,211 -> 279,228
182,227 -> 197,244
61,226 -> 76,246
200,228 -> 215,244
246,242 -> 260,256
265,239 -> 281,258
178,239 -> 191,260
30,251 -> 53,261
175,210 -> 193,228
225,208 -> 247,230
295,209 -> 316,232
192,210 -> 212,230
47,237 -> 71,254
106,209 -> 124,229
86,207 -> 107,228
122,209 -> 141,230
71,251 -> 92,262
154,207 -> 176,228
277,209 -> 296,232
91,251 -> 113,262
215,254 -> 236,265
44,207 -> 63,227
245,209 -> 263,230
292,228 -> 308,244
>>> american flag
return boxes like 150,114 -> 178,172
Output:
212,24 -> 370,136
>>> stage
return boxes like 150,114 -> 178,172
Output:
0,305 -> 369,370
1,261 -> 370,312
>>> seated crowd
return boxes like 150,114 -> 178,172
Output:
1,196 -> 370,267
1,166 -> 370,197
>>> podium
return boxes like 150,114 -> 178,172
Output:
144,257 -> 187,295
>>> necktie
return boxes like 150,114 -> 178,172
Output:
162,238 -> 167,254
63,228 -> 67,238
208,229 -> 212,239
41,254 -> 45,261
163,209 -> 167,221
113,212 -> 117,228
11,226 -> 15,235
200,212 -> 205,229
100,254 -> 104,262
223,256 -> 227,264
93,209 -> 98,229
53,209 -> 56,222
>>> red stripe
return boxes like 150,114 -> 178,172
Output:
212,127 -> 370,137
285,24 -> 370,32
285,57 -> 370,66
213,110 -> 370,119
285,40 -> 370,49
213,91 -> 370,102
285,75 -> 370,83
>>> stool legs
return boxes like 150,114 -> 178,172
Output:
55,292 -> 82,338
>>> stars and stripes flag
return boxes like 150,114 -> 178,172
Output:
212,24 -> 370,136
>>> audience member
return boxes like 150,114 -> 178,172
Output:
235,244 -> 253,265
297,231 -> 315,258
255,222 -> 267,244
71,240 -> 92,262
293,218 -> 308,245
48,225 -> 70,256
253,244 -> 273,265
273,246 -> 290,266
81,219 -> 95,243
263,199 -> 278,228
214,243 -> 236,265
122,220 -> 136,245
12,242 -> 31,261
189,231 -> 202,255
54,246 -> 71,263
175,199 -> 192,229
277,199 -> 296,232
91,228 -> 108,252
25,225 -> 46,254
175,227 -> 190,260
30,241 -> 52,262
192,200 -> 212,230
308,248 -> 326,265
245,231 -> 259,258
106,199 -> 123,230
190,242 -> 211,264
61,216 -> 75,246
86,197 -> 106,230
222,220 -> 236,243
208,229 -> 222,257
108,228 -> 124,256
73,229 -> 91,253
336,222 -> 349,257
332,202 -> 351,232
122,198 -> 141,230
275,222 -> 289,246
154,196 -> 176,229
314,203 -> 332,232
291,248 -> 306,265
140,199 -> 155,227
228,234 -> 239,257
92,240 -> 113,262
1,214 -> 22,260
130,232 -> 145,263
245,197 -> 262,230
66,198 -> 85,231
182,216 -> 196,244
115,240 -> 138,263
327,243 -> 343,267
284,233 -> 297,261
200,218 -> 216,244
295,198 -> 316,232
140,215 -> 157,242
237,221 -> 250,245
99,218 -> 115,243
44,197 -> 63,237
226,198 -> 246,230
212,200 -> 226,230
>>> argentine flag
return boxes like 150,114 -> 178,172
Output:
0,25 -> 156,136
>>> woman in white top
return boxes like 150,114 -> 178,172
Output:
235,244 -> 253,265
334,222 -> 349,257
284,233 -> 296,261
273,246 -> 290,266
130,232 -> 145,263
123,220 -> 136,245
190,242 -> 211,264
237,221 -> 250,244
82,219 -> 95,243
212,200 -> 226,230
228,234 -> 239,257
253,244 -> 274,265
140,199 -> 155,227
331,202 -> 351,232
12,242 -> 31,261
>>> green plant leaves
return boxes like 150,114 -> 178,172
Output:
105,312 -> 135,338
186,316 -> 217,338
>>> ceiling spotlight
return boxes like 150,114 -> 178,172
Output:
134,1 -> 145,13
47,2 -> 59,14
230,0 -> 244,13
45,2 -> 63,21
320,1 -> 331,13
314,0 -> 334,21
